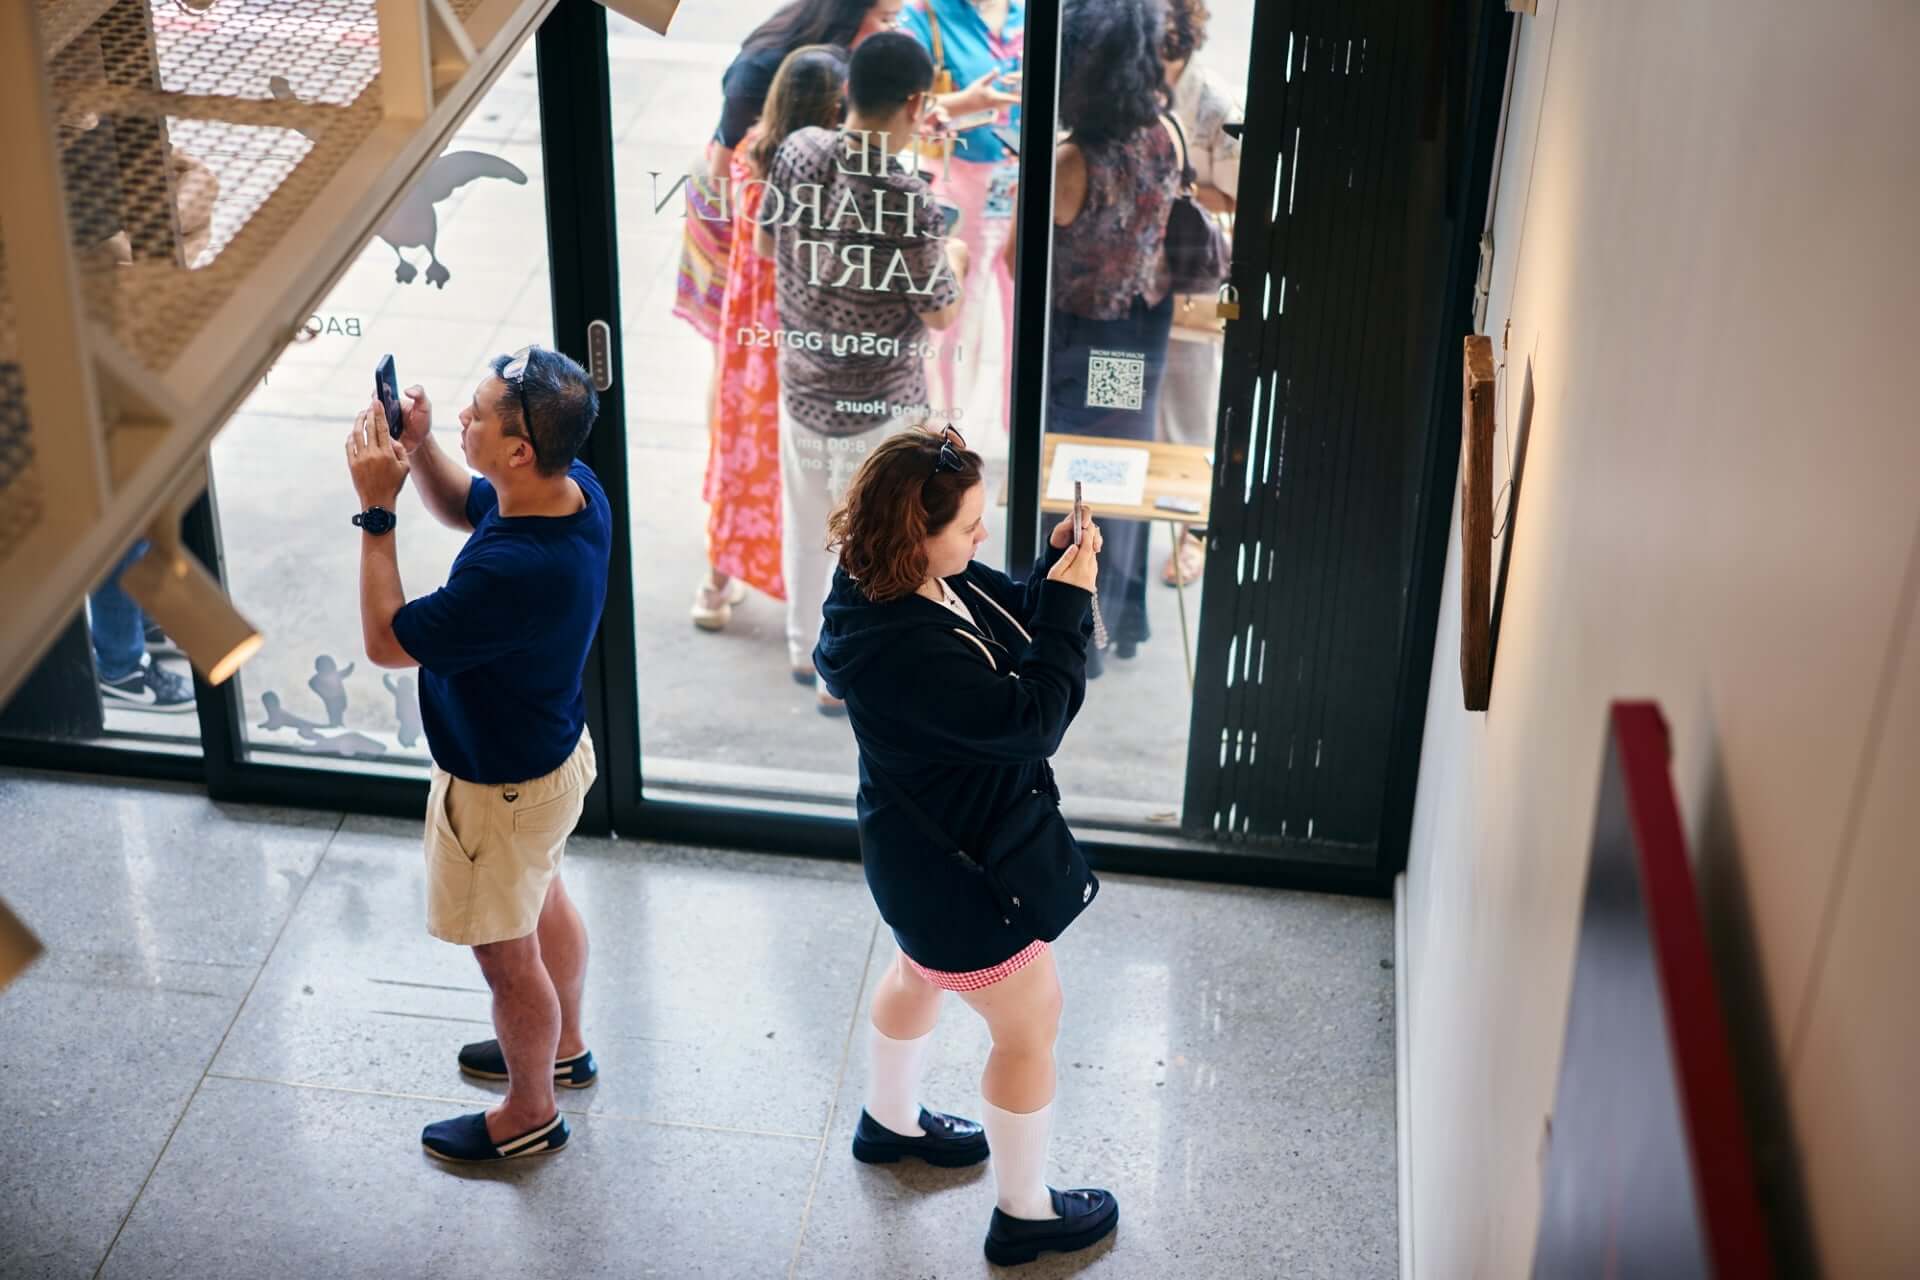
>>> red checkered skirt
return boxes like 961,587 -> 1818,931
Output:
905,940 -> 1049,993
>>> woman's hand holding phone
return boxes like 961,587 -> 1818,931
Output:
1049,510 -> 1103,551
1048,540 -> 1099,593
1047,509 -> 1101,594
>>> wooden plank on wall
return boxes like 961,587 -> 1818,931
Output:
1460,333 -> 1496,711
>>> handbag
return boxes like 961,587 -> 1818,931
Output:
866,755 -> 1099,942
1162,111 -> 1232,299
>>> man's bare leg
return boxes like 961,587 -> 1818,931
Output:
537,875 -> 588,1060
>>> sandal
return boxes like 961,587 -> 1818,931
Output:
1161,530 -> 1205,587
690,574 -> 749,631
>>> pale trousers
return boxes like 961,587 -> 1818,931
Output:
779,402 -> 900,670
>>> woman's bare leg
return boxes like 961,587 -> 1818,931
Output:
956,947 -> 1061,1113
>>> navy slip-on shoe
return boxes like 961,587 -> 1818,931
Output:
984,1187 -> 1120,1267
457,1039 -> 598,1088
421,1111 -> 570,1164
851,1107 -> 990,1168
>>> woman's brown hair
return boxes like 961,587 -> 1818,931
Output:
1161,0 -> 1212,65
746,45 -> 847,178
827,429 -> 985,603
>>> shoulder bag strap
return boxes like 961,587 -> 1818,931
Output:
922,3 -> 956,94
1162,109 -> 1198,189
924,1 -> 945,66
864,755 -> 986,875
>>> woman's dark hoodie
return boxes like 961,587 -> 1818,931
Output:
814,547 -> 1091,972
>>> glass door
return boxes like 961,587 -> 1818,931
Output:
206,42 -> 555,778
1028,0 -> 1254,834
1,0 -> 1480,890
604,3 -> 1030,813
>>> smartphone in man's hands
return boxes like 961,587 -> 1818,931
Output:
373,355 -> 403,440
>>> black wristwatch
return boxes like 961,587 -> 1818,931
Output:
352,506 -> 397,535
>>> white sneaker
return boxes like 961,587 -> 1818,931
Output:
99,654 -> 196,713
690,576 -> 749,631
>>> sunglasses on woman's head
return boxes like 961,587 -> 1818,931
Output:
931,424 -> 967,476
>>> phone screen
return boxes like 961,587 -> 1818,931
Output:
1072,481 -> 1085,546
374,355 -> 402,440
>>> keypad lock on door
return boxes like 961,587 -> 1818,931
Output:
586,319 -> 613,391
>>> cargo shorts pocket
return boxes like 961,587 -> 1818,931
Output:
425,769 -> 491,944
511,789 -> 583,838
428,770 -> 485,862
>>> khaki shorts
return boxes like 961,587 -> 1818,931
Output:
424,730 -> 596,946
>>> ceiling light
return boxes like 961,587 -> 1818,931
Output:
118,521 -> 263,686
0,897 -> 41,994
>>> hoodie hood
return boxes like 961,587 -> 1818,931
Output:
814,568 -> 981,698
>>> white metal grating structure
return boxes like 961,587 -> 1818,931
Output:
0,0 -> 574,708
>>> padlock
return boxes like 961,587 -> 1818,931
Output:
1215,283 -> 1241,321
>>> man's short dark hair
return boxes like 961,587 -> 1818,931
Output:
490,347 -> 598,477
848,32 -> 935,115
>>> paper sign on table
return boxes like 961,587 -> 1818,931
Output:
1045,443 -> 1151,508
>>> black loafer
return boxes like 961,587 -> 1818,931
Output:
984,1187 -> 1120,1266
851,1107 -> 990,1168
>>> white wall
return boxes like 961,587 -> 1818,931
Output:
1403,1 -> 1920,1274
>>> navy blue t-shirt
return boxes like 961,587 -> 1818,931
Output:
392,462 -> 610,784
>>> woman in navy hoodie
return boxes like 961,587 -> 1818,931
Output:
814,425 -> 1119,1267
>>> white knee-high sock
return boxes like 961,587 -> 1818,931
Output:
981,1099 -> 1060,1220
865,1026 -> 931,1137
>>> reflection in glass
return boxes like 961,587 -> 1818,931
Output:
614,2 -> 1018,802
211,47 -> 553,774
1038,0 -> 1248,825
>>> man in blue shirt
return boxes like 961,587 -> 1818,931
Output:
345,346 -> 609,1164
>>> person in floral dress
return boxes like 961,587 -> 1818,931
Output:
696,46 -> 850,628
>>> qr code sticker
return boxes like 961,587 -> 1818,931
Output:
1086,350 -> 1145,411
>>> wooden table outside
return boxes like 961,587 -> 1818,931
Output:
1038,434 -> 1214,688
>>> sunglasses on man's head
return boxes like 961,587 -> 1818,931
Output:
501,344 -> 541,466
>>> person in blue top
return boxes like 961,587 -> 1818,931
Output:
901,0 -> 1024,435
344,346 -> 609,1165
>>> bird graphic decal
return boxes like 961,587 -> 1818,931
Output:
269,75 -> 528,288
